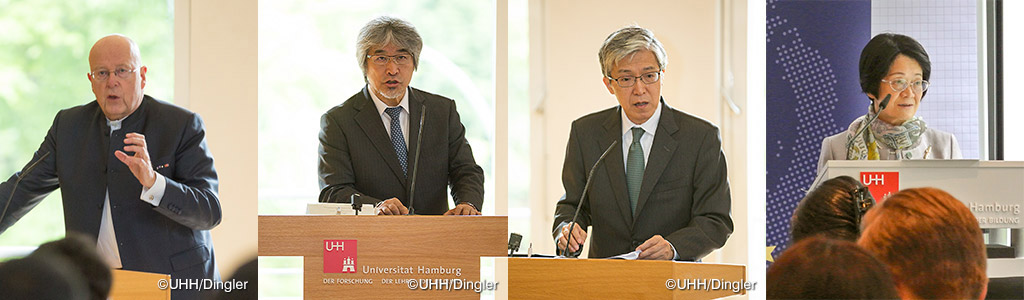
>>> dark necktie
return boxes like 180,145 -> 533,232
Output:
384,107 -> 407,175
626,127 -> 645,213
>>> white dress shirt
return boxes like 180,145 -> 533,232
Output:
96,118 -> 168,268
370,88 -> 411,147
620,103 -> 662,172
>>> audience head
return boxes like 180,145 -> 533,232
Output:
31,233 -> 112,300
858,187 -> 987,299
0,255 -> 88,300
791,175 -> 874,242
767,236 -> 898,299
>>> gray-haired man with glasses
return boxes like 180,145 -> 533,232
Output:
318,16 -> 484,216
0,34 -> 222,299
553,26 -> 733,260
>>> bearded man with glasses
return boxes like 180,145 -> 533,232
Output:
318,16 -> 484,216
553,26 -> 733,261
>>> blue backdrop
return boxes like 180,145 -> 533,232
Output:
765,0 -> 871,266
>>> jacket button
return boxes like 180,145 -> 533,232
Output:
632,240 -> 641,248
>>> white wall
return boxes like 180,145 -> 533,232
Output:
528,0 -> 750,267
176,0 -> 258,276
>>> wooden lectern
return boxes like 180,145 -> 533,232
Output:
258,215 -> 506,299
504,258 -> 747,299
109,269 -> 171,299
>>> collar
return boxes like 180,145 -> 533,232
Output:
620,100 -> 662,137
370,86 -> 411,116
103,95 -> 149,133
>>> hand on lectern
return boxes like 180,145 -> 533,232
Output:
375,198 -> 409,215
556,222 -> 587,253
443,203 -> 480,216
636,235 -> 673,260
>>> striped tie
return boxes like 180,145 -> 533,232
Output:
384,107 -> 407,175
626,127 -> 645,213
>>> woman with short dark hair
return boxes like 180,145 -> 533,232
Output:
818,33 -> 962,175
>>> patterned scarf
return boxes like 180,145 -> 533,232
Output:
846,111 -> 927,160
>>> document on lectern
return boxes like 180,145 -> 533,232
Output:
607,250 -> 641,260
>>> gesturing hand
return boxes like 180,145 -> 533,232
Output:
114,132 -> 157,188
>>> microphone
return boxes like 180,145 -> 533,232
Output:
406,104 -> 426,215
508,233 -> 523,256
561,140 -> 619,258
350,193 -> 362,215
845,94 -> 891,150
0,151 -> 52,229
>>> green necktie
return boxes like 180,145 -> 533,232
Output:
626,127 -> 645,213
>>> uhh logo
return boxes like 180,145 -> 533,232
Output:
860,172 -> 899,203
323,240 -> 357,273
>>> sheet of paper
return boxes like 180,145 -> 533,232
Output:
607,250 -> 641,260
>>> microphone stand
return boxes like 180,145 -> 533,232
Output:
407,105 -> 426,215
562,140 -> 619,258
0,151 -> 52,228
846,95 -> 891,150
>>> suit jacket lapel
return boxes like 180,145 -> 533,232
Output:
601,108 -> 633,227
354,87 -> 408,188
634,101 -> 678,220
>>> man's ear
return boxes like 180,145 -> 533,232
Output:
139,66 -> 148,89
603,77 -> 615,95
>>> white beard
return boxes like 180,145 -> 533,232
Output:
380,86 -> 404,100
371,83 -> 405,101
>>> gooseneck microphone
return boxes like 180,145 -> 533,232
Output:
0,151 -> 52,228
561,140 -> 619,258
846,94 -> 891,150
406,104 -> 426,215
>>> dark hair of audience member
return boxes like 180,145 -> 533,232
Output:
767,236 -> 899,299
214,257 -> 257,300
30,233 -> 112,300
0,255 -> 88,300
791,175 -> 870,242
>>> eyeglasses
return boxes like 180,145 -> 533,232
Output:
881,78 -> 930,94
607,71 -> 662,88
367,54 -> 412,66
852,186 -> 875,227
89,68 -> 138,81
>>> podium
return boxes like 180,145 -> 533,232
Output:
110,269 -> 170,299
495,257 -> 746,299
258,215 -> 506,299
821,160 -> 1024,278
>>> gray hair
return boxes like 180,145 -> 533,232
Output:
356,16 -> 423,79
598,26 -> 668,78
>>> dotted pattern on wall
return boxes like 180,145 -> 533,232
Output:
765,0 -> 870,267
871,0 -> 980,159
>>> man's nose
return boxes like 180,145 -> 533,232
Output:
104,76 -> 121,88
385,60 -> 400,75
632,78 -> 648,95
